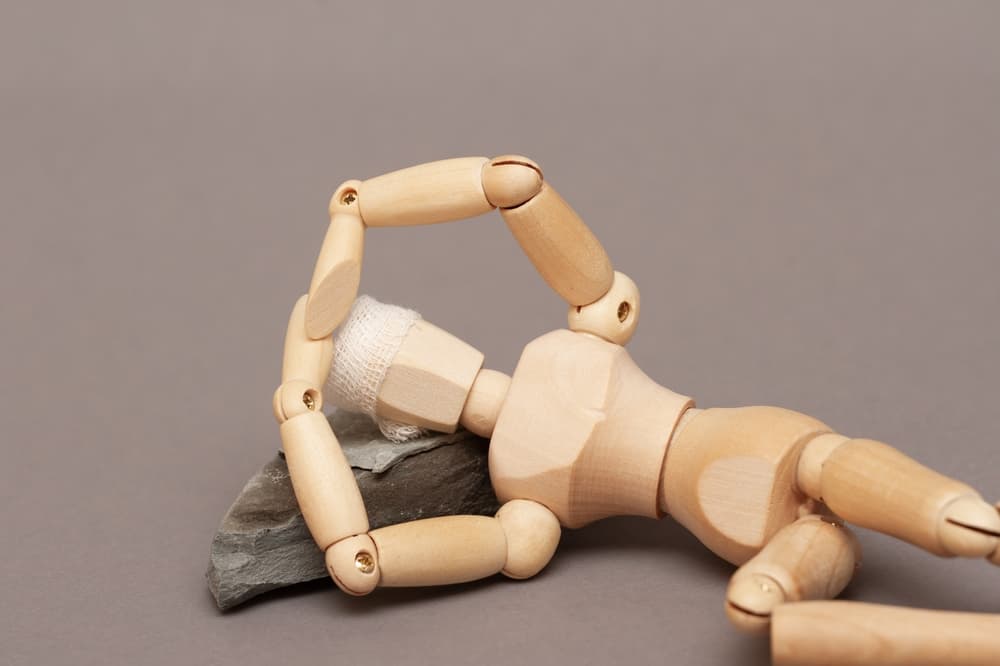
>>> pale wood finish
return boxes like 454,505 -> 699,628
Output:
305,209 -> 365,339
481,155 -> 543,208
772,601 -> 1000,666
458,368 -> 511,438
495,499 -> 561,580
810,438 -> 1000,557
939,495 -> 1000,557
567,271 -> 640,345
660,407 -> 831,565
354,156 -> 614,308
281,294 -> 334,389
280,410 -> 369,550
374,319 -> 485,432
499,182 -> 614,306
276,291 -> 367,555
272,378 -> 322,423
274,156 -> 1000,658
726,515 -> 860,634
726,572 -> 786,635
490,330 -> 691,528
358,157 -> 493,227
369,515 -> 507,587
795,432 -> 848,499
325,534 -> 380,596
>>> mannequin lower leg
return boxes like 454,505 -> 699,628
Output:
797,434 -> 1000,559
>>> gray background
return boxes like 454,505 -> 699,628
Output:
2,2 -> 999,665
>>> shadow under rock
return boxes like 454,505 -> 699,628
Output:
214,578 -> 333,615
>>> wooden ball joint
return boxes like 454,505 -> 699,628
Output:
567,271 -> 640,345
271,155 -> 1000,666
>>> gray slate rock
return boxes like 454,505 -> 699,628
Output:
207,410 -> 497,610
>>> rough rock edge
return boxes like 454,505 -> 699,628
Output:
207,410 -> 496,610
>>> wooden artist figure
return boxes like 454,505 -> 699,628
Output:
271,156 -> 1000,666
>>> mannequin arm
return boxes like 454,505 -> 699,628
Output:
273,295 -> 371,584
305,155 -> 615,337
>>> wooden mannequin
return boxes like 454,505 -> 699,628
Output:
272,156 -> 1000,665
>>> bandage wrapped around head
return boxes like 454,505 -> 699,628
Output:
325,295 -> 425,442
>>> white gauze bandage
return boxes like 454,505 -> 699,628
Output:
325,294 -> 426,442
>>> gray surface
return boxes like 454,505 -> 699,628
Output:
207,410 -> 497,610
2,2 -> 999,665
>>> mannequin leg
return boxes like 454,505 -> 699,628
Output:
725,514 -> 860,634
